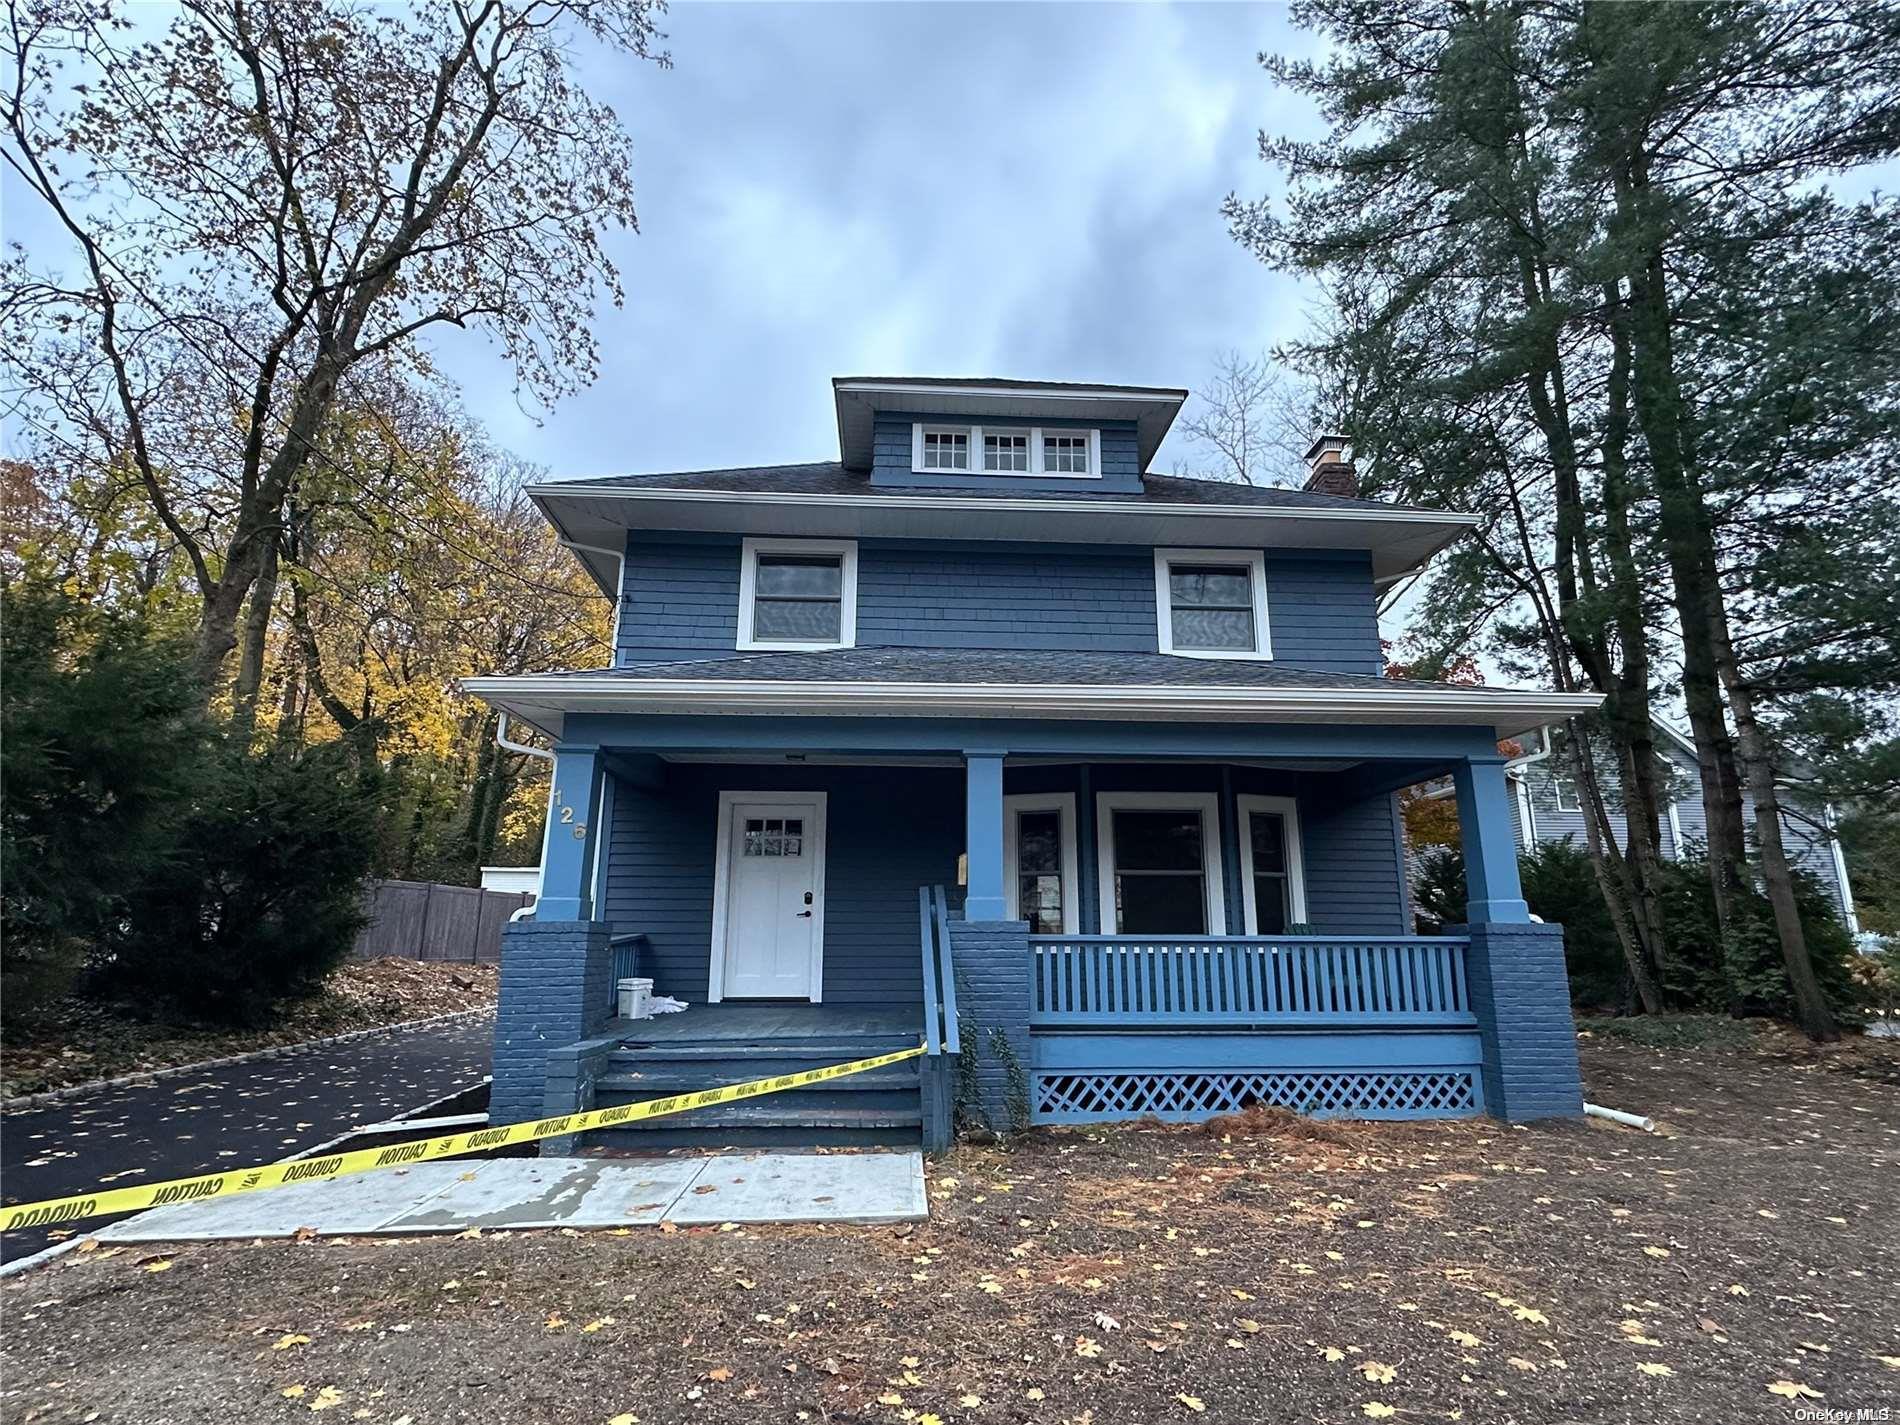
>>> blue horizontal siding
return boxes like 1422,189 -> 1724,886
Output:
602,763 -> 962,1005
616,533 -> 1383,676
599,760 -> 1412,1002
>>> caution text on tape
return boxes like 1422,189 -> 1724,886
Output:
1,1041 -> 927,1233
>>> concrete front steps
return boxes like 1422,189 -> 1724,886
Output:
584,1034 -> 925,1151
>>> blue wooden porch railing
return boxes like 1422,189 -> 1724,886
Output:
916,886 -> 961,1055
1028,935 -> 1473,1028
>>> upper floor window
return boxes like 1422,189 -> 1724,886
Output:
983,430 -> 1029,472
1153,548 -> 1272,660
1551,771 -> 1582,813
1044,433 -> 1090,473
911,422 -> 1100,478
738,537 -> 858,651
920,427 -> 969,471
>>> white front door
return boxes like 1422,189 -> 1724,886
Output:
713,793 -> 826,1000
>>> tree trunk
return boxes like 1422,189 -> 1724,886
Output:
1613,156 -> 1752,960
230,529 -> 280,738
1711,611 -> 1839,1040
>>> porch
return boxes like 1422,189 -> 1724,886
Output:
492,713 -> 1583,1147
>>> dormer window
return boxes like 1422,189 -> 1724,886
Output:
1044,433 -> 1090,474
1154,548 -> 1272,660
738,537 -> 858,651
920,427 -> 969,471
983,431 -> 1029,472
911,422 -> 1100,478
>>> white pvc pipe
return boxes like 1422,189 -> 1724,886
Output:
1584,1101 -> 1657,1133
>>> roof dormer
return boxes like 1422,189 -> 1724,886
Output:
832,376 -> 1185,495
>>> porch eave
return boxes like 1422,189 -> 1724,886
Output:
461,676 -> 1602,743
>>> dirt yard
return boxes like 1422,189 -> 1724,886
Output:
3,1032 -> 1896,1425
1,959 -> 498,1099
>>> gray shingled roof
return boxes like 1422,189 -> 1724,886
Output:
539,646 -> 1439,692
547,461 -> 1423,515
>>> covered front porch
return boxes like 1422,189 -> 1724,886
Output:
486,708 -> 1582,1147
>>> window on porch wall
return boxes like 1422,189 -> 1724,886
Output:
1248,813 -> 1290,933
1016,809 -> 1065,935
1110,809 -> 1208,934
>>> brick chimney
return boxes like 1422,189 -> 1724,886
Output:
1303,433 -> 1356,498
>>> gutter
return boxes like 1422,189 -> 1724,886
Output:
526,481 -> 1482,531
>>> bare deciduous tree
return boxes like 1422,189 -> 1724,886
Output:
1173,349 -> 1310,486
1,0 -> 665,713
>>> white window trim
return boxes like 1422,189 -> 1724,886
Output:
910,422 -> 1102,480
708,790 -> 828,1003
1551,770 -> 1582,813
1154,547 -> 1273,661
1235,793 -> 1308,935
1004,792 -> 1080,934
737,536 -> 858,652
1094,790 -> 1227,936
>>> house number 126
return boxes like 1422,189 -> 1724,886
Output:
554,790 -> 586,839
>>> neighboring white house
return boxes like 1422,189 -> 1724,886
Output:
1503,720 -> 1860,936
479,865 -> 543,899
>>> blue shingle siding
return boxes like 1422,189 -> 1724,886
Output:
855,542 -> 1157,652
1459,920 -> 1584,1121
601,763 -> 963,1005
491,919 -> 614,1128
948,917 -> 1033,1134
1262,553 -> 1383,676
615,535 -> 1384,677
869,413 -> 1144,494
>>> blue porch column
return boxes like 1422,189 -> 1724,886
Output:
1452,756 -> 1529,923
963,750 -> 1008,920
490,745 -> 612,1131
536,745 -> 605,920
1452,755 -> 1583,1121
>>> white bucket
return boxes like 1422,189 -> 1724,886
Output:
617,976 -> 655,1020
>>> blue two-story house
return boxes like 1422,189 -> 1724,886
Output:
466,376 -> 1601,1150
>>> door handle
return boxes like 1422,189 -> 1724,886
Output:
796,910 -> 813,918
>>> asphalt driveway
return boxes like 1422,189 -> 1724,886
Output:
0,1012 -> 494,1263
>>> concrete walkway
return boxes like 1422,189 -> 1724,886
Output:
93,1151 -> 927,1241
0,1013 -> 496,1263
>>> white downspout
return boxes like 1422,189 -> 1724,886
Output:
560,536 -> 627,661
1666,800 -> 1685,861
1824,803 -> 1862,938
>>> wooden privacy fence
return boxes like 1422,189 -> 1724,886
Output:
351,879 -> 532,964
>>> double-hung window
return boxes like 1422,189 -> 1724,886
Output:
738,537 -> 858,651
911,423 -> 1100,478
1154,548 -> 1272,659
1236,794 -> 1307,934
1004,793 -> 1079,934
1095,791 -> 1226,935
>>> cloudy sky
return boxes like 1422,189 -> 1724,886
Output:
430,2 -> 1322,481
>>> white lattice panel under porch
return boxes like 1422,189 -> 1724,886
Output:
1031,1068 -> 1482,1123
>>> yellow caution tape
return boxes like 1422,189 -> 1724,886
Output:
0,1041 -> 927,1233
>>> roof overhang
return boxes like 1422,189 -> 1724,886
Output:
462,674 -> 1603,745
832,377 -> 1188,472
527,483 -> 1480,594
